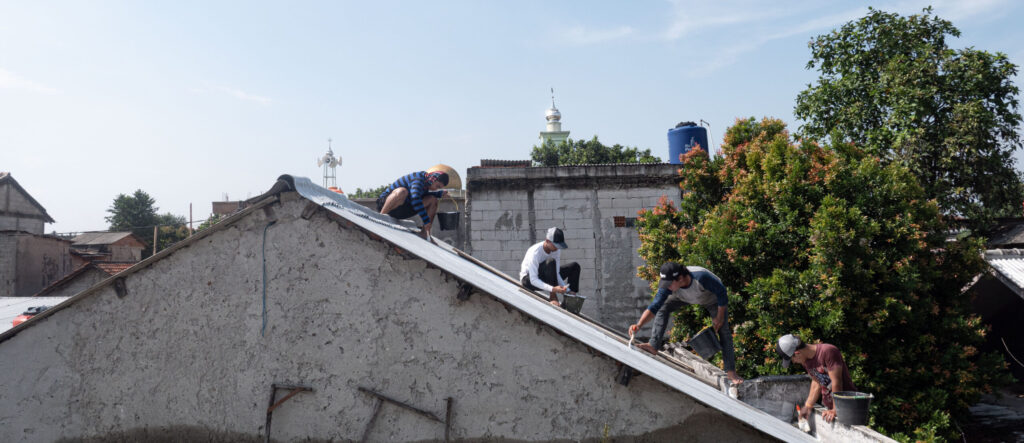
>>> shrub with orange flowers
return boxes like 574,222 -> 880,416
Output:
636,117 -> 1010,441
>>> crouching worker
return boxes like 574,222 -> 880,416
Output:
776,334 -> 856,424
519,227 -> 581,307
629,262 -> 744,384
377,171 -> 449,239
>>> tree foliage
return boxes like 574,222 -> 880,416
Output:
636,117 -> 1009,441
531,136 -> 660,166
795,7 -> 1024,232
348,185 -> 388,199
105,190 -> 188,258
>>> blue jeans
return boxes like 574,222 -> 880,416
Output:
649,301 -> 737,372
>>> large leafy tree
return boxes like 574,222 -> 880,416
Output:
531,136 -> 660,166
636,117 -> 1009,441
105,190 -> 188,257
795,8 -> 1023,232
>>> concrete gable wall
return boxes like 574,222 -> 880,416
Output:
468,174 -> 680,332
0,181 -> 48,234
0,195 -> 769,442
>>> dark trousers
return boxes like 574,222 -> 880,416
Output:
649,300 -> 736,372
521,258 -> 581,293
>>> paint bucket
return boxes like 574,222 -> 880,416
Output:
686,327 -> 721,360
437,212 -> 460,231
562,293 -> 586,315
833,391 -> 873,426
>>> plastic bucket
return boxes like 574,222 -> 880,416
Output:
833,391 -> 873,426
437,212 -> 460,231
562,294 -> 586,315
686,327 -> 721,359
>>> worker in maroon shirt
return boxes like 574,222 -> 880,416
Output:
776,334 -> 856,423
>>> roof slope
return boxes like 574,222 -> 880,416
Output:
985,249 -> 1024,298
0,174 -> 814,442
71,232 -> 140,246
281,175 -> 814,442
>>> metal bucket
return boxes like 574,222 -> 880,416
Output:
562,294 -> 586,315
833,391 -> 873,426
436,212 -> 460,231
686,327 -> 722,359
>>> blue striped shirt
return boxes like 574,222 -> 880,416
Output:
379,171 -> 443,225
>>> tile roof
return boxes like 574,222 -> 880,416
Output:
94,262 -> 134,275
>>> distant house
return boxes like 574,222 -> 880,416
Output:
0,172 -> 73,297
32,261 -> 133,299
211,200 -> 248,217
70,232 -> 146,266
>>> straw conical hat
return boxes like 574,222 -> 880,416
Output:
427,164 -> 462,190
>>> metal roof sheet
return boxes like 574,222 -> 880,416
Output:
72,232 -> 137,246
0,297 -> 70,333
985,249 -> 1024,298
283,175 -> 814,442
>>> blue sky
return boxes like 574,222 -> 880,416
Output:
2,0 -> 1023,233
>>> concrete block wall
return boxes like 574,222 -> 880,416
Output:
0,181 -> 49,235
0,234 -> 16,297
466,164 -> 682,333
13,235 -> 72,297
0,194 -> 772,442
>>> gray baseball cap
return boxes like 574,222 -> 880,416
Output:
776,334 -> 803,368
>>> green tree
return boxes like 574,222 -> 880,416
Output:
105,191 -> 188,258
531,136 -> 660,166
348,184 -> 388,199
636,117 -> 1009,441
106,190 -> 159,255
795,7 -> 1024,232
196,213 -> 223,231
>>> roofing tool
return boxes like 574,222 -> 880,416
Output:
628,330 -> 636,350
795,405 -> 811,433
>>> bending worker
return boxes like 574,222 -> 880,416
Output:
629,262 -> 743,384
776,334 -> 856,424
377,171 -> 449,239
519,227 -> 581,307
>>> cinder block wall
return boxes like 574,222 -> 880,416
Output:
0,194 -> 769,442
466,164 -> 682,332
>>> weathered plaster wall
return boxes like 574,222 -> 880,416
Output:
0,233 -> 73,297
466,164 -> 681,332
0,195 -> 771,442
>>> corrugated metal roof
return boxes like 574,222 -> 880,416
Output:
284,175 -> 815,442
985,249 -> 1024,298
72,232 -> 137,246
0,297 -> 70,333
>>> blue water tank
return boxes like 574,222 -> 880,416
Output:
667,122 -> 709,164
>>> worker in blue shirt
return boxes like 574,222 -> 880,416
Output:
629,261 -> 744,384
377,171 -> 449,239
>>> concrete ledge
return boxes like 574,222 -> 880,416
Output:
467,163 -> 682,190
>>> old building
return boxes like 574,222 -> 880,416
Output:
31,261 -> 133,299
0,172 -> 74,297
69,232 -> 146,266
465,161 -> 682,332
0,175 -> 883,442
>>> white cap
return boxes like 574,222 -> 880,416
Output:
776,334 -> 802,368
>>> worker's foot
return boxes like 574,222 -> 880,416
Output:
727,371 -> 744,384
636,343 -> 658,355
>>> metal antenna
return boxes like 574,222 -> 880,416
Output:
699,119 -> 716,155
551,87 -> 556,108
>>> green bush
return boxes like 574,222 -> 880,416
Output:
636,117 -> 1010,441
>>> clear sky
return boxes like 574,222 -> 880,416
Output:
2,1 -> 1022,233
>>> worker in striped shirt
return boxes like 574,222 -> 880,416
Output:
377,171 -> 449,239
